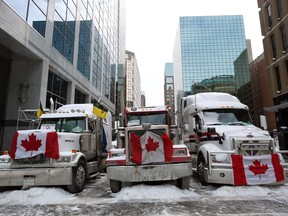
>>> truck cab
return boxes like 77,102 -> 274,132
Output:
0,104 -> 111,193
105,106 -> 192,193
180,92 -> 288,186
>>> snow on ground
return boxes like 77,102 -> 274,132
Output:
110,184 -> 200,202
0,187 -> 77,205
1,182 -> 288,206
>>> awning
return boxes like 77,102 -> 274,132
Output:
263,102 -> 288,112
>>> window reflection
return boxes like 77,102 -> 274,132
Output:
4,0 -> 29,20
28,1 -> 46,37
53,0 -> 76,64
4,0 -> 47,37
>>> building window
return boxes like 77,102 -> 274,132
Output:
75,89 -> 86,103
266,4 -> 272,27
4,0 -> 48,37
275,66 -> 282,91
280,25 -> 287,51
46,71 -> 68,109
285,60 -> 288,81
276,0 -> 282,18
53,0 -> 76,64
271,34 -> 277,58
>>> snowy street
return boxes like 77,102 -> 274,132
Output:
0,174 -> 288,216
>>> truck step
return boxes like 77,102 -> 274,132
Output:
89,172 -> 100,180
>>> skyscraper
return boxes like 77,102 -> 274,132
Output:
0,0 -> 126,150
173,15 -> 252,112
125,50 -> 141,107
164,63 -> 175,123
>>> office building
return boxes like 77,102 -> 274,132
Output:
0,0 -> 125,150
258,0 -> 288,145
125,50 -> 141,107
250,53 -> 276,131
173,15 -> 253,113
164,63 -> 175,124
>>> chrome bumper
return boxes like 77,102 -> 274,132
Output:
0,167 -> 72,187
106,163 -> 192,182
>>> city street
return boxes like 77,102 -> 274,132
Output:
0,173 -> 288,215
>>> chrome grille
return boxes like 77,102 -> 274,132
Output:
13,153 -> 48,165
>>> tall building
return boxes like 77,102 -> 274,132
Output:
141,91 -> 146,106
250,53 -> 276,132
125,50 -> 141,107
258,0 -> 288,145
173,15 -> 253,113
0,0 -> 126,150
164,63 -> 175,123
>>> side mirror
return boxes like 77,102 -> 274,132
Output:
170,131 -> 175,140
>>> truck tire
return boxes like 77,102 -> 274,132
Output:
177,176 -> 190,189
67,159 -> 87,193
197,155 -> 208,186
110,179 -> 121,193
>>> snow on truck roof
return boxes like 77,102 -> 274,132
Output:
183,92 -> 248,110
40,104 -> 97,119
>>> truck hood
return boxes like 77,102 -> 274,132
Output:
208,125 -> 271,140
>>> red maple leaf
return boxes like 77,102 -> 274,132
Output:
145,136 -> 159,152
248,160 -> 269,177
21,133 -> 42,153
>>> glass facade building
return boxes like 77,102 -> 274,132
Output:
173,15 -> 252,111
164,62 -> 175,124
3,0 -> 125,110
0,0 -> 125,150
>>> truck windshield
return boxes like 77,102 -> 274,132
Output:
203,109 -> 252,126
127,113 -> 167,126
39,117 -> 86,133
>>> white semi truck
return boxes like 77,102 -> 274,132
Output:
105,106 -> 192,193
0,104 -> 111,193
180,92 -> 288,186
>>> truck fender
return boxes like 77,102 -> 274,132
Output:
197,143 -> 224,163
70,152 -> 88,167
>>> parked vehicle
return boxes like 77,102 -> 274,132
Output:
0,104 -> 111,193
179,92 -> 288,185
105,106 -> 192,193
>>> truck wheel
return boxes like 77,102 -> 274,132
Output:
110,179 -> 121,193
197,155 -> 208,186
67,159 -> 87,193
177,176 -> 190,189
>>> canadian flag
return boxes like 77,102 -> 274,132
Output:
130,131 -> 173,164
231,154 -> 284,185
9,130 -> 59,159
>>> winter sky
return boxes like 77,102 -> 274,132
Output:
125,0 -> 263,106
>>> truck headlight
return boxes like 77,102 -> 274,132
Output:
0,156 -> 11,163
58,156 -> 71,163
211,154 -> 229,163
173,148 -> 187,156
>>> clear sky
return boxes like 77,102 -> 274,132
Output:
125,0 -> 263,106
